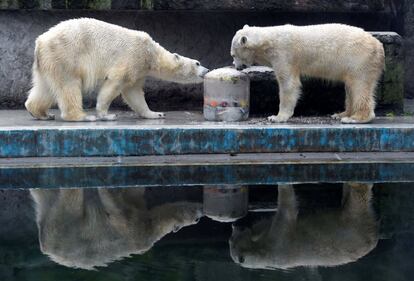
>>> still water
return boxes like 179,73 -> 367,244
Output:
0,181 -> 413,280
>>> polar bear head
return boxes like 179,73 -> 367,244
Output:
169,53 -> 210,83
151,45 -> 209,84
229,222 -> 279,269
231,25 -> 264,70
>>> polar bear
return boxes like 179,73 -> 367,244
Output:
25,18 -> 209,121
30,188 -> 202,269
229,183 -> 378,269
231,24 -> 385,123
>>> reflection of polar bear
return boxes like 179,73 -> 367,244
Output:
25,18 -> 209,121
231,24 -> 384,123
30,188 -> 202,270
230,183 -> 378,269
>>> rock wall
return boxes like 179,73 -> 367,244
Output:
0,0 -> 389,11
403,1 -> 414,98
0,9 -> 393,113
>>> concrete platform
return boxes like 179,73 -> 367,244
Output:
0,110 -> 414,158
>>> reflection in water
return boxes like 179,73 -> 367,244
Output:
203,186 -> 248,222
229,183 -> 378,269
30,188 -> 202,270
29,183 -> 379,272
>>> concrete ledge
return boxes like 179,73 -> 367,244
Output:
0,110 -> 413,158
2,152 -> 413,189
2,152 -> 413,168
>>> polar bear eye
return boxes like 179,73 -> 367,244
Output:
196,62 -> 200,66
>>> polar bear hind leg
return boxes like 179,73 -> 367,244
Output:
25,71 -> 55,120
51,76 -> 95,122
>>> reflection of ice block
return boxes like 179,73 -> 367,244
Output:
203,68 -> 250,122
203,186 -> 248,222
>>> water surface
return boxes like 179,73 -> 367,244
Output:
1,181 -> 413,281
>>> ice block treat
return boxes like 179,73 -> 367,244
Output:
203,68 -> 250,122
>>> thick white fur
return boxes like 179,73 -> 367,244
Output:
30,188 -> 202,270
229,183 -> 378,269
231,24 -> 385,123
25,18 -> 209,121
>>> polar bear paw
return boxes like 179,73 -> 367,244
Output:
38,113 -> 55,120
83,115 -> 97,122
267,115 -> 289,123
143,111 -> 166,119
98,113 -> 118,121
331,112 -> 349,120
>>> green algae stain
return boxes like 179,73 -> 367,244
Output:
141,0 -> 153,10
87,0 -> 110,9
0,0 -> 19,9
378,58 -> 404,108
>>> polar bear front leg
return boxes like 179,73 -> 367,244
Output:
268,74 -> 301,123
277,185 -> 298,220
122,83 -> 165,119
342,183 -> 374,219
270,184 -> 297,233
340,79 -> 376,124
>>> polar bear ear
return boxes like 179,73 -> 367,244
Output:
240,36 -> 248,46
243,24 -> 249,29
174,53 -> 180,61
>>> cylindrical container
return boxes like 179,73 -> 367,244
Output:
203,185 -> 248,222
203,68 -> 250,122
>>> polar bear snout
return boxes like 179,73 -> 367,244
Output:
198,66 -> 210,78
236,64 -> 247,71
233,57 -> 248,70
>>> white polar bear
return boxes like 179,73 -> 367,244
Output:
30,188 -> 202,270
25,18 -> 209,121
229,183 -> 378,270
231,24 -> 385,123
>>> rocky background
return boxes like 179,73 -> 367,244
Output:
0,0 -> 411,115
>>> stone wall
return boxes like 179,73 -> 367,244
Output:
0,0 -> 389,11
403,1 -> 414,98
0,9 -> 394,113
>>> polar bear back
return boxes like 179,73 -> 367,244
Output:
40,17 -> 150,54
35,18 -> 153,91
251,24 -> 384,81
